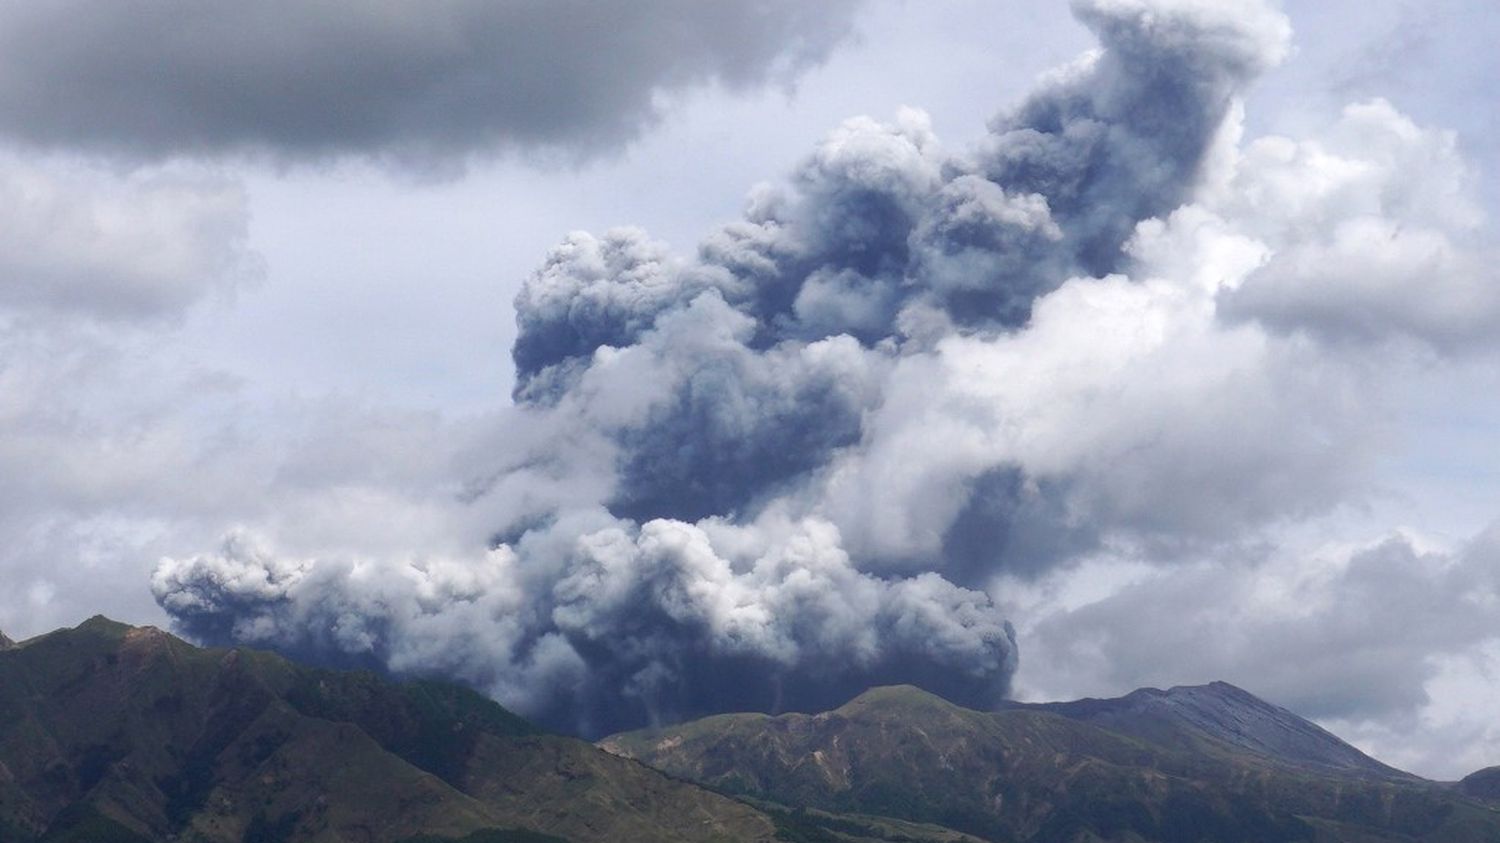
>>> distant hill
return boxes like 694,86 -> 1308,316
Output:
602,684 -> 1500,843
0,617 -> 774,843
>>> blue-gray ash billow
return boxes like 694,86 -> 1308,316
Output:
155,0 -> 1355,736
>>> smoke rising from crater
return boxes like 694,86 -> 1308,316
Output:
154,0 -> 1496,737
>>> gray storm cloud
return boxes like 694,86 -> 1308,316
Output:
156,0 -> 1494,738
0,0 -> 863,165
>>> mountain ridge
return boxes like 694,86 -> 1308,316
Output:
603,683 -> 1500,842
8,617 -> 1500,843
1009,680 -> 1411,781
0,616 -> 775,843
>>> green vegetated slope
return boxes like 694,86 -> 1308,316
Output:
601,685 -> 1500,843
0,617 -> 774,843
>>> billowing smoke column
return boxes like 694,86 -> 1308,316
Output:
154,0 -> 1300,736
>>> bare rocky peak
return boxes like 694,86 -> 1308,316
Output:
1030,681 -> 1410,780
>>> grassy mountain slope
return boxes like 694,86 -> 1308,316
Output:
0,617 -> 774,843
602,685 -> 1500,843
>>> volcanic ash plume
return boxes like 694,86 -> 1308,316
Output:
156,0 -> 1489,735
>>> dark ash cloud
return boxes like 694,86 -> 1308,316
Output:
0,0 -> 865,164
154,0 -> 1499,743
154,521 -> 1019,737
980,0 -> 1288,275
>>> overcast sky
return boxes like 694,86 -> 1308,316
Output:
1,0 -> 1498,779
